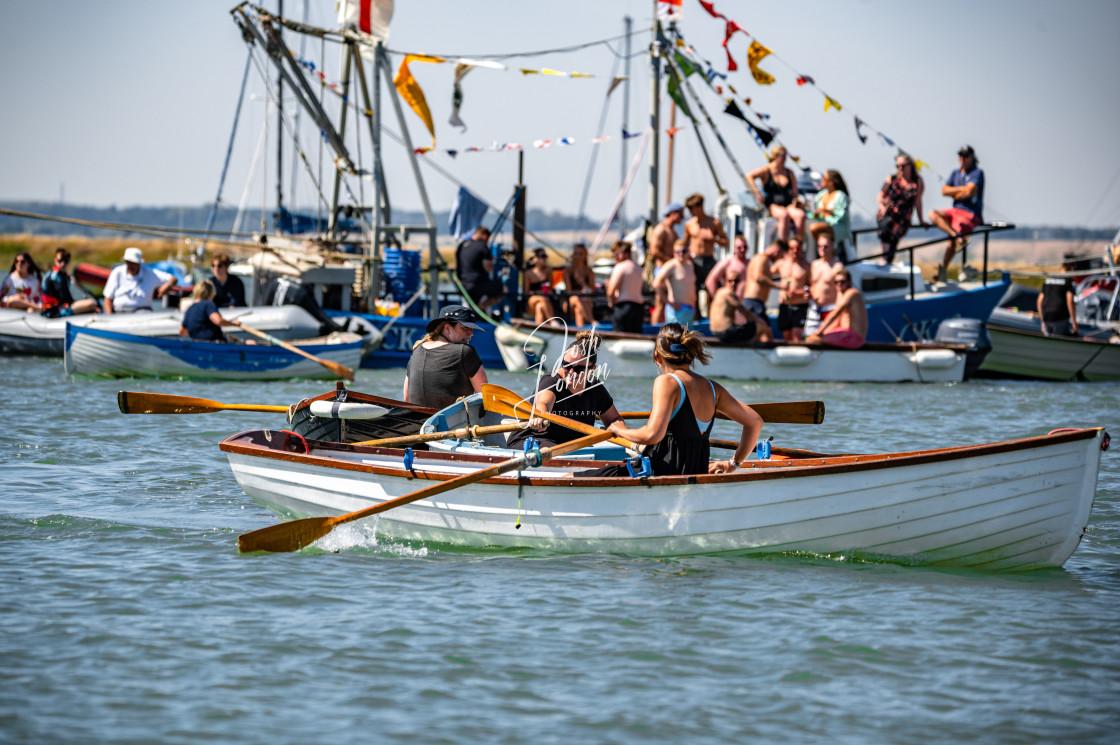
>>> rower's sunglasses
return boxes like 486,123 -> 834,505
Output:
562,361 -> 593,371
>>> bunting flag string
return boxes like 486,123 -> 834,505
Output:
694,0 -> 926,169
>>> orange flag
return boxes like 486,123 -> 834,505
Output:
394,54 -> 444,147
747,41 -> 774,85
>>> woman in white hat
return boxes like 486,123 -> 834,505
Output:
403,305 -> 489,408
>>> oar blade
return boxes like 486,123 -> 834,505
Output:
117,390 -> 219,415
237,515 -> 339,554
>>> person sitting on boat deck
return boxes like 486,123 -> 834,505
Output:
649,202 -> 684,323
806,269 -> 867,349
40,248 -> 98,317
807,169 -> 852,264
683,192 -> 729,305
876,153 -> 926,265
575,324 -> 763,478
1,252 -> 44,311
742,238 -> 787,322
179,280 -> 243,342
207,252 -> 246,307
102,247 -> 176,314
522,247 -> 559,326
506,330 -> 624,450
807,226 -> 844,336
403,305 -> 488,409
746,145 -> 806,241
262,274 -> 346,336
704,233 -> 750,304
606,240 -> 645,333
564,242 -> 597,326
776,236 -> 811,342
928,145 -> 985,282
455,226 -> 504,314
1037,267 -> 1079,337
709,267 -> 772,345
653,239 -> 697,326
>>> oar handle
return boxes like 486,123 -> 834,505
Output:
352,422 -> 523,448
619,400 -> 825,425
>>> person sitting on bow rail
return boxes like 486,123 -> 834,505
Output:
403,305 -> 489,409
506,330 -> 624,450
575,324 -> 763,478
179,280 -> 243,342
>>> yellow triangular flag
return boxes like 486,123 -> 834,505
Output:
747,41 -> 775,86
823,95 -> 842,112
393,54 -> 444,147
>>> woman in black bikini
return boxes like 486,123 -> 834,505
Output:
746,145 -> 806,241
578,324 -> 763,477
523,248 -> 557,325
563,242 -> 596,326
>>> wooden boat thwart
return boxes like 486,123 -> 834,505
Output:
495,320 -> 970,383
221,426 -> 1108,570
65,324 -> 364,380
981,322 -> 1120,381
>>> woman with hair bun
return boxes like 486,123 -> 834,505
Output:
578,323 -> 763,477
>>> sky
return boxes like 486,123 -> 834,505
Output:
2,0 -> 1119,233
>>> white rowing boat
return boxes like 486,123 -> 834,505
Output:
221,415 -> 1108,570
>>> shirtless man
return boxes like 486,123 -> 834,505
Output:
606,240 -> 645,333
709,267 -> 772,345
742,238 -> 787,321
776,237 -> 812,342
807,269 -> 867,349
653,239 -> 697,327
807,226 -> 844,336
649,202 -> 684,323
704,233 -> 750,301
683,192 -> 729,309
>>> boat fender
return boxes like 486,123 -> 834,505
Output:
308,400 -> 389,420
280,430 -> 309,454
756,437 -> 773,460
765,346 -> 814,366
625,456 -> 653,478
609,340 -> 657,359
910,348 -> 960,370
403,447 -> 415,474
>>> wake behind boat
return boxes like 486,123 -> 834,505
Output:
65,323 -> 364,380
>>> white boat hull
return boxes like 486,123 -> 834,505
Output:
65,324 -> 363,380
222,428 -> 1106,570
496,323 -> 966,383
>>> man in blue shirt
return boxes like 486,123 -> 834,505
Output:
927,145 -> 985,282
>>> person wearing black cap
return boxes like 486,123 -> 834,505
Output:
927,145 -> 985,282
454,226 -> 504,313
403,305 -> 489,408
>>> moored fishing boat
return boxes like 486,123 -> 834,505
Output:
980,320 -> 1120,381
495,320 -> 971,383
65,323 -> 364,380
222,423 -> 1108,570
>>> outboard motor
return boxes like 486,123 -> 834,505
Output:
935,317 -> 991,380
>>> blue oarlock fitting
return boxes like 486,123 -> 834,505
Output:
756,438 -> 772,460
626,456 -> 652,478
403,446 -> 415,472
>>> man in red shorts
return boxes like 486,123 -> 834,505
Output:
927,145 -> 985,282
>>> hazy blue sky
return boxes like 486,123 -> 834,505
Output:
2,0 -> 1118,230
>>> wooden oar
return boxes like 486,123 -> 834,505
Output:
619,400 -> 825,425
117,391 -> 289,415
351,422 -> 523,449
237,427 -> 614,554
237,322 -> 354,380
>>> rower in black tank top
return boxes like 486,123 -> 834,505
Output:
643,374 -> 715,475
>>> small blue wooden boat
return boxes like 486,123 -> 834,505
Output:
64,323 -> 365,380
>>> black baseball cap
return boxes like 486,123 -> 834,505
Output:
957,145 -> 976,158
425,305 -> 485,333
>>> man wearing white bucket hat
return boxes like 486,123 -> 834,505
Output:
103,247 -> 176,313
